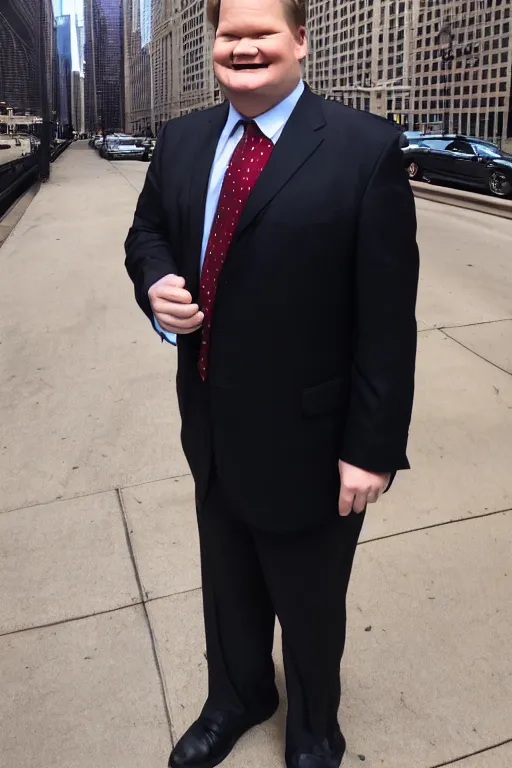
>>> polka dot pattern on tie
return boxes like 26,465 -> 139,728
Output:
198,121 -> 274,380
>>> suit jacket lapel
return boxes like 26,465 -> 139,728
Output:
233,87 -> 327,243
186,101 -> 229,300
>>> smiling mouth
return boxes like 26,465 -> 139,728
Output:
232,63 -> 269,71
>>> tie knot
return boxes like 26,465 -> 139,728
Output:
241,120 -> 261,140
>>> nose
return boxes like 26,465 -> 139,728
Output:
232,38 -> 259,57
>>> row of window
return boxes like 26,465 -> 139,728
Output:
419,21 -> 510,39
412,96 -> 508,108
420,81 -> 509,95
417,36 -> 509,62
419,3 -> 511,24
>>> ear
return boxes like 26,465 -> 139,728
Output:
295,26 -> 308,58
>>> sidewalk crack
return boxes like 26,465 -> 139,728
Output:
116,487 -> 175,745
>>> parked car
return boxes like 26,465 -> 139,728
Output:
100,135 -> 145,160
402,133 -> 512,198
141,138 -> 156,162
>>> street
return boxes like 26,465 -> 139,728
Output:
0,143 -> 511,768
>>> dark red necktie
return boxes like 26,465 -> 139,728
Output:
198,120 -> 274,380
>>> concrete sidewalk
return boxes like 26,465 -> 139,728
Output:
1,143 -> 511,768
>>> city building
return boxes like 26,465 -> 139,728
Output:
409,0 -> 512,142
124,0 -> 215,133
0,0 -> 56,132
307,0 -> 512,141
72,70 -> 86,134
306,0 -> 415,122
55,14 -> 74,136
123,0 -> 152,134
76,20 -> 86,75
147,0 -> 221,127
84,0 -> 125,133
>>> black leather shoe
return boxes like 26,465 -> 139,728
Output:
168,703 -> 279,768
286,732 -> 346,768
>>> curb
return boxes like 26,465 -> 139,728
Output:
0,182 -> 40,248
410,180 -> 512,219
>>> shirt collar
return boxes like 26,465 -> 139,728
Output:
225,80 -> 305,143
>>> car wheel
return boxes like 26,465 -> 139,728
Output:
407,161 -> 423,181
488,171 -> 512,198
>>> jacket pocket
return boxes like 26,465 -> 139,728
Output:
301,378 -> 347,417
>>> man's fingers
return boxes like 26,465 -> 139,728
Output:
159,274 -> 186,289
352,491 -> 368,514
148,275 -> 191,306
152,300 -> 200,319
338,488 -> 355,517
156,311 -> 204,332
155,286 -> 193,304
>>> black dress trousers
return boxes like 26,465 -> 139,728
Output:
197,471 -> 365,754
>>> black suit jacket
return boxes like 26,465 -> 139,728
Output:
125,86 -> 419,532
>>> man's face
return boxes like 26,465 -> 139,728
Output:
213,0 -> 307,104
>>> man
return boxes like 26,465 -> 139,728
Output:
125,0 -> 419,765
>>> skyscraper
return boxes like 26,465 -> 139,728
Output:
0,0 -> 56,125
147,0 -> 221,124
76,19 -> 86,75
306,0 -> 414,120
72,69 -> 86,133
410,0 -> 511,141
84,0 -> 125,132
55,14 -> 73,136
123,0 -> 152,134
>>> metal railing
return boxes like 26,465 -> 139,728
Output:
0,139 -> 71,219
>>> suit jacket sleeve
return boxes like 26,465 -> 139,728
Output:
124,122 -> 178,323
340,134 -> 419,473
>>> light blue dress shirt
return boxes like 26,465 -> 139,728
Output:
154,79 -> 305,346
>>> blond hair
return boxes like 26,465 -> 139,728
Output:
207,0 -> 307,30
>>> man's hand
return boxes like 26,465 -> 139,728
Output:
338,460 -> 390,516
148,274 -> 204,335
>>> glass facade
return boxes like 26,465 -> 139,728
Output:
84,0 -> 125,132
56,14 -> 73,135
0,0 -> 55,122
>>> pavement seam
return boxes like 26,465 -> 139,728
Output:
0,602 -> 142,638
109,161 -> 145,193
427,737 -> 512,767
3,506 -> 509,637
0,472 -> 192,516
440,329 -> 512,377
440,317 -> 512,331
359,506 -> 512,546
116,487 -> 175,747
146,586 -> 203,605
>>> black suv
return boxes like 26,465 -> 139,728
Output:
402,133 -> 512,198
